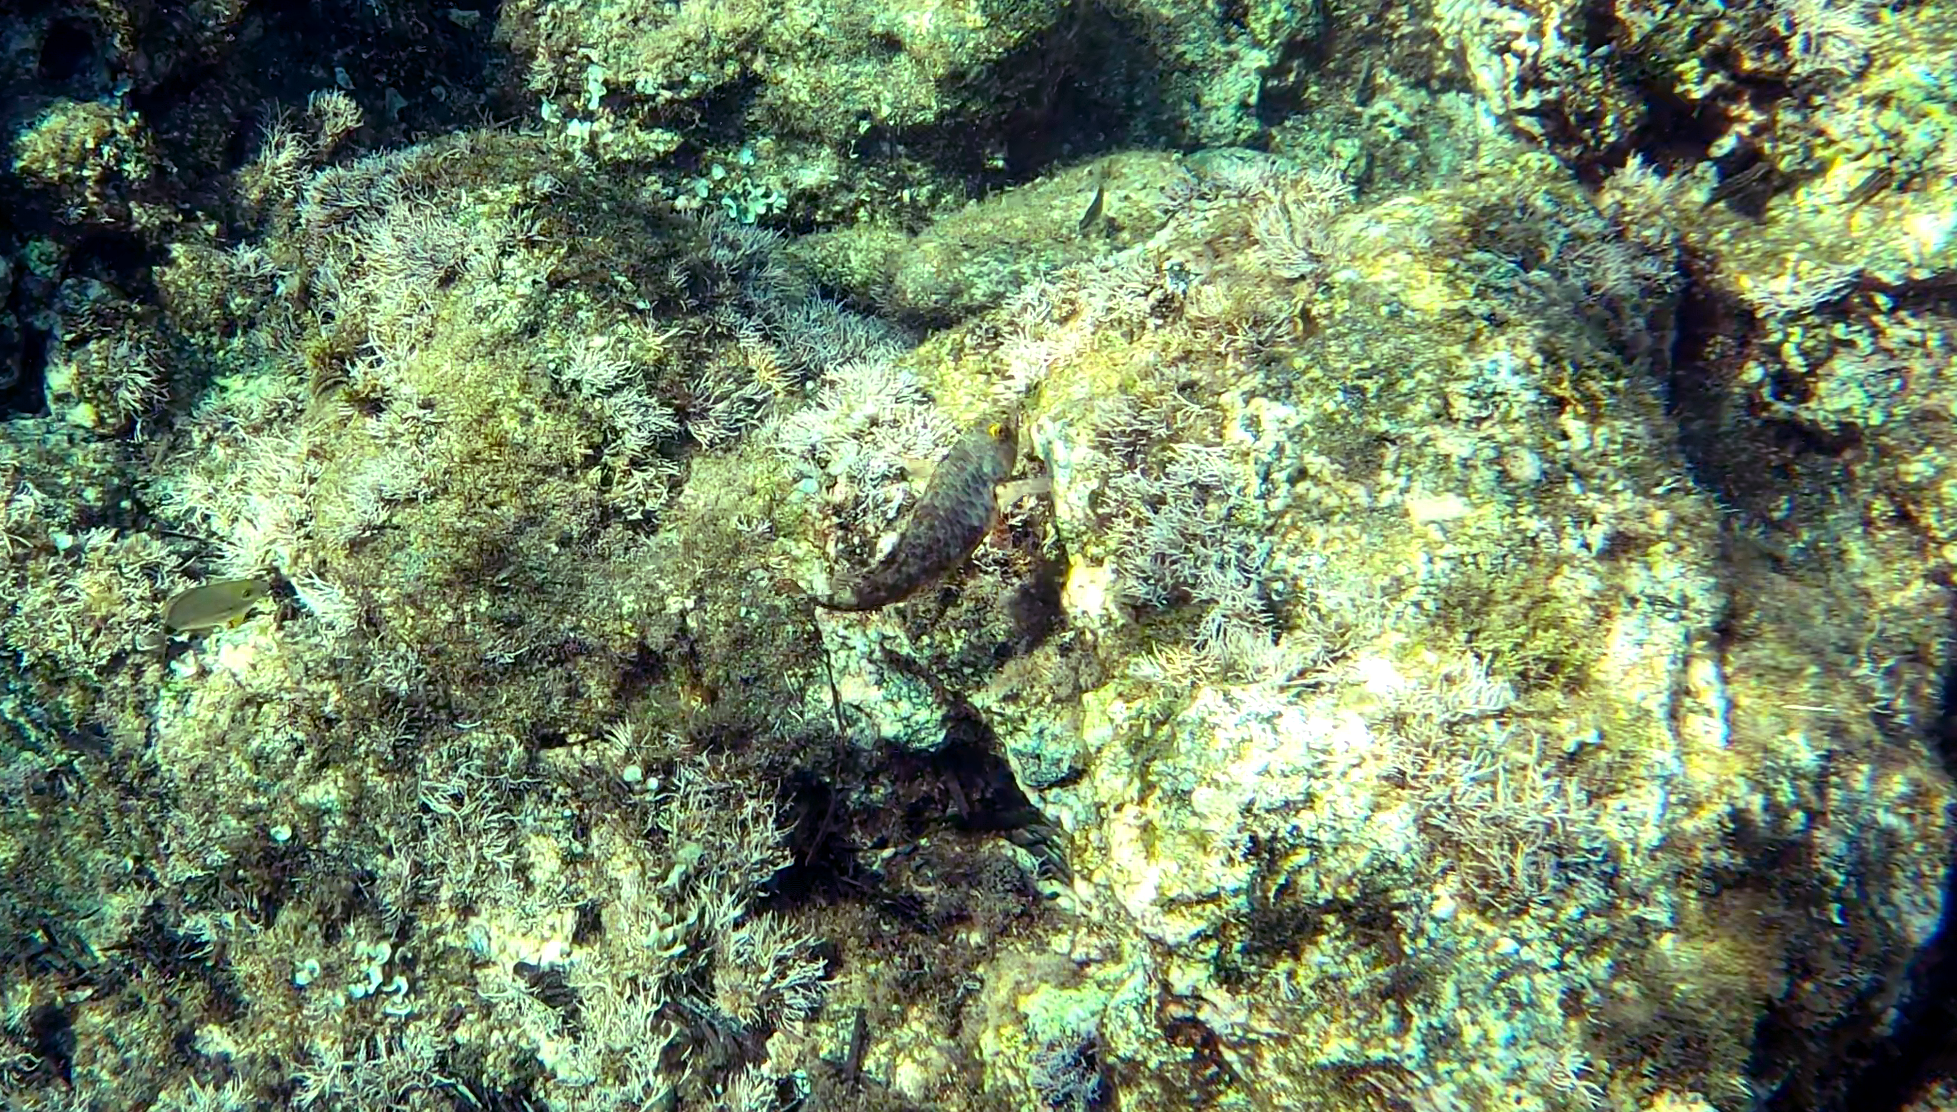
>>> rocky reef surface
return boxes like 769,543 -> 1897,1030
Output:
2,0 -> 1954,1110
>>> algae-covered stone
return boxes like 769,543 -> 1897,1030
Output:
910,138 -> 1955,1111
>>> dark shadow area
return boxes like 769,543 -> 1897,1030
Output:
36,17 -> 103,89
1662,272 -> 1957,1111
770,701 -> 1062,913
1830,665 -> 1957,1112
898,0 -> 1189,199
135,0 -> 506,184
0,322 -> 40,419
1666,273 -> 1852,531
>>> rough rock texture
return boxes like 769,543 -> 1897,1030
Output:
869,142 -> 1953,1112
2,0 -> 1954,1109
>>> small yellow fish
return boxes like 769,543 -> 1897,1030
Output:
161,577 -> 272,632
1078,179 -> 1107,236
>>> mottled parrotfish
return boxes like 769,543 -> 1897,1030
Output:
814,412 -> 1041,611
